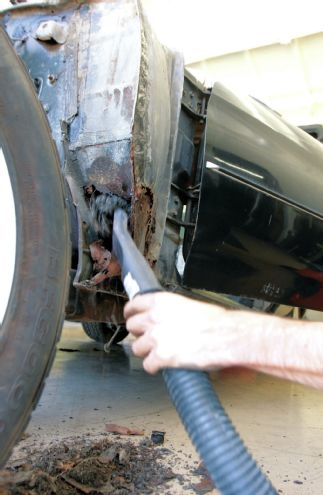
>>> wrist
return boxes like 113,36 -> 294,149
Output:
206,309 -> 278,369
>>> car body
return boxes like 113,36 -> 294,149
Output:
2,0 -> 323,328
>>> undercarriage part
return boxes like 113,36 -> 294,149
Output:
65,270 -> 125,323
0,27 -> 70,467
82,322 -> 128,345
103,325 -> 128,352
157,70 -> 210,284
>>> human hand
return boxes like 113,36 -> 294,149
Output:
124,292 -> 231,373
125,292 -> 323,389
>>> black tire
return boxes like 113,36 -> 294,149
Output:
0,28 -> 70,467
82,322 -> 128,344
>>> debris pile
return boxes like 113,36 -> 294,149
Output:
0,436 -> 177,495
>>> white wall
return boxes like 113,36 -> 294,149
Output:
141,1 -> 323,126
187,32 -> 323,126
142,0 -> 323,64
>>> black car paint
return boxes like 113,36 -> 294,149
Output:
184,83 -> 323,310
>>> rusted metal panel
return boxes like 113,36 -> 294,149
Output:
75,140 -> 133,198
132,10 -> 184,265
3,0 -> 141,185
68,1 -> 141,149
1,0 -> 184,323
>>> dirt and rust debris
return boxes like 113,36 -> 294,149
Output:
0,436 -> 181,495
190,463 -> 214,494
1,433 -> 213,494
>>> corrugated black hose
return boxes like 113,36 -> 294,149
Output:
112,208 -> 277,495
163,368 -> 276,494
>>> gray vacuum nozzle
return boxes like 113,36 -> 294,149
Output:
112,208 -> 161,299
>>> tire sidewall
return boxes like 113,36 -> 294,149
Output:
0,28 -> 70,465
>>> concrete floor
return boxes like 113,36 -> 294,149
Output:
11,322 -> 323,494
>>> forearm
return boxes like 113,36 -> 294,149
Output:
212,311 -> 323,389
256,367 -> 323,389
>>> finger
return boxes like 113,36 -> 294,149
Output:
132,335 -> 154,358
126,313 -> 153,336
143,352 -> 161,374
124,293 -> 158,319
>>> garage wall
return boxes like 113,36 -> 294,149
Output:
187,32 -> 323,126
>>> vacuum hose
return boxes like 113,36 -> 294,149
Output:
163,369 -> 276,494
112,208 -> 277,495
